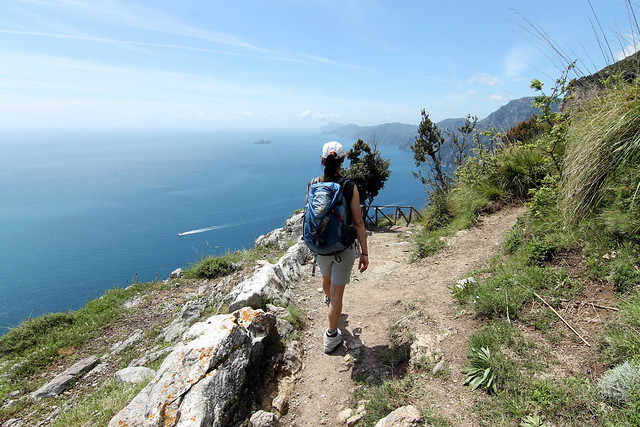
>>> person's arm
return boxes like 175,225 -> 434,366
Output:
350,185 -> 369,273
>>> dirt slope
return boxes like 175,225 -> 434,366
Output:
280,205 -> 525,426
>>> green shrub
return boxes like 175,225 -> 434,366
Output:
522,239 -> 555,267
597,361 -> 640,407
608,255 -> 640,294
527,376 -> 601,424
451,277 -> 479,305
504,222 -> 525,254
527,175 -> 560,220
474,279 -> 531,320
421,190 -> 453,231
184,255 -> 239,279
353,376 -> 421,426
490,146 -> 549,200
468,321 -> 525,353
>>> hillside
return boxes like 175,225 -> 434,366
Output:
2,54 -> 640,426
324,96 -> 550,151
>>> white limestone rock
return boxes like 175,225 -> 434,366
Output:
373,405 -> 422,426
108,307 -> 276,427
114,367 -> 156,384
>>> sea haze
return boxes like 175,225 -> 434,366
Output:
0,129 -> 425,334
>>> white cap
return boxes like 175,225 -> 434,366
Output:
321,141 -> 347,159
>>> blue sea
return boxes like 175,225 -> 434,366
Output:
0,128 -> 425,335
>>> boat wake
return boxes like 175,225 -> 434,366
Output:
178,218 -> 267,236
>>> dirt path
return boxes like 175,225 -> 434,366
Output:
280,206 -> 525,426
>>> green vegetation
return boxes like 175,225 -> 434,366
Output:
408,68 -> 640,425
0,239 -> 293,425
0,283 -> 150,380
183,253 -> 240,279
353,376 -> 425,426
52,379 -> 148,427
345,138 -> 392,205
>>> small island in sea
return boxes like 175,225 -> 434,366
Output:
254,139 -> 271,145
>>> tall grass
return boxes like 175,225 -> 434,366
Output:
561,82 -> 640,222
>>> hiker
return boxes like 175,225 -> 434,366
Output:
305,141 -> 369,354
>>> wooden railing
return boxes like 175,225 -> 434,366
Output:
361,205 -> 422,226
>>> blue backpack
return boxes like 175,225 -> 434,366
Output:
303,177 -> 355,255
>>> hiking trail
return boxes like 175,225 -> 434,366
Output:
280,205 -> 525,426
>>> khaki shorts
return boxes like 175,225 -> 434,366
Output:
317,245 -> 357,285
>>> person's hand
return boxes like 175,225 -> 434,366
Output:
358,254 -> 369,272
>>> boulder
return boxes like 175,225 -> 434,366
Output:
32,356 -> 99,398
110,330 -> 144,354
410,333 -> 450,368
255,212 -> 304,250
108,308 -> 276,427
227,241 -> 311,312
374,405 -> 422,426
250,410 -> 280,427
114,367 -> 156,384
128,345 -> 175,368
162,301 -> 206,342
170,268 -> 183,279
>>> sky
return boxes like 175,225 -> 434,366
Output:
0,0 -> 637,130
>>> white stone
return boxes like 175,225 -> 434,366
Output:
108,308 -> 276,427
32,356 -> 99,399
374,405 -> 422,426
335,408 -> 353,425
250,410 -> 280,427
114,367 -> 155,384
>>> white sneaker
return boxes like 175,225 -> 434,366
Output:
324,295 -> 330,306
323,329 -> 343,354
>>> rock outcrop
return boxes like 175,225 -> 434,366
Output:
226,241 -> 312,312
254,211 -> 304,250
108,307 -> 277,427
31,356 -> 99,399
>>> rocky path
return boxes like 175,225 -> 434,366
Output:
280,206 -> 525,426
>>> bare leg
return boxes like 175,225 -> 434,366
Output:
322,275 -> 331,301
328,283 -> 346,330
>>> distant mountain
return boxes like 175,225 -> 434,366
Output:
324,96 -> 546,151
321,122 -> 417,150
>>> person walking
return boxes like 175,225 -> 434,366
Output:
309,141 -> 369,354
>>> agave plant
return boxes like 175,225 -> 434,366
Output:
463,346 -> 497,394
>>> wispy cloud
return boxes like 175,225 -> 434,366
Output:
489,94 -> 507,102
504,46 -> 538,78
0,29 -> 245,56
297,110 -> 341,121
468,73 -> 502,86
18,0 -> 262,49
4,0 -> 346,67
614,38 -> 640,61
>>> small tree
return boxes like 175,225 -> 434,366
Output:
445,114 -> 479,169
410,109 -> 450,194
530,61 -> 575,176
344,138 -> 391,205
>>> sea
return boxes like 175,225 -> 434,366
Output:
0,128 -> 426,335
